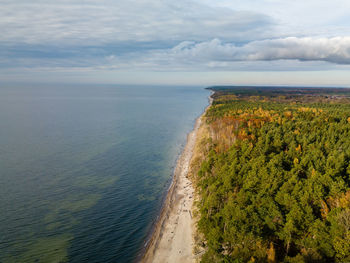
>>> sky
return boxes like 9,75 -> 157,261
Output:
1,0 -> 350,86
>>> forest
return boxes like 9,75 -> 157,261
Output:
194,86 -> 350,262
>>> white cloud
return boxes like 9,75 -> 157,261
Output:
134,37 -> 350,68
243,37 -> 350,64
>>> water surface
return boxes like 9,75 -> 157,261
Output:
0,85 -> 209,262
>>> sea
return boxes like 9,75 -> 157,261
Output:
0,84 -> 209,263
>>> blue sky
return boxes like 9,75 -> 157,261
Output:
1,0 -> 350,86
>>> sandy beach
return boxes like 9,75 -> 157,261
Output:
141,97 -> 211,263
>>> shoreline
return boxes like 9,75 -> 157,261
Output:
140,94 -> 212,263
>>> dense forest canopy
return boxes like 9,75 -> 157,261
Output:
194,86 -> 350,262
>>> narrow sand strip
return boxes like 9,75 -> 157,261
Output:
141,93 -> 213,263
141,114 -> 203,263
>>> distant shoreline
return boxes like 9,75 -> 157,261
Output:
139,93 -> 212,263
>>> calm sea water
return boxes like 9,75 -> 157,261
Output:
0,85 -> 209,263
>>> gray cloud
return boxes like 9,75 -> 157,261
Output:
0,0 -> 273,46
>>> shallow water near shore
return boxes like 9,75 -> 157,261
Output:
0,84 -> 209,263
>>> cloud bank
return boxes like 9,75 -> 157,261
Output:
163,37 -> 350,64
98,37 -> 350,71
